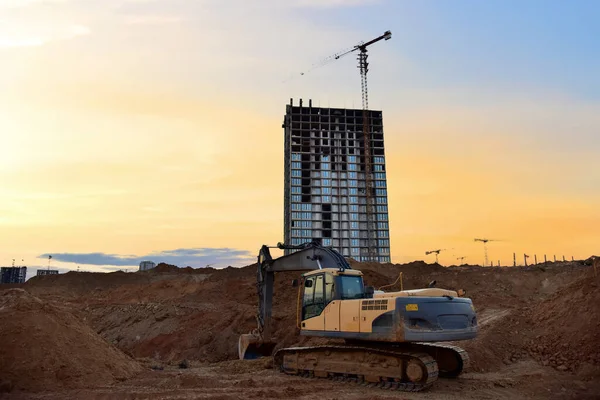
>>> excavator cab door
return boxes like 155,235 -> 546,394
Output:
323,273 -> 340,331
302,275 -> 325,322
301,272 -> 340,332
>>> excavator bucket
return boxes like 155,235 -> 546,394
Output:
238,333 -> 277,360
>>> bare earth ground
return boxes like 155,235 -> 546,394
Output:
6,359 -> 600,400
1,259 -> 599,400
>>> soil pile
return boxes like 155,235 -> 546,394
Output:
83,261 -> 582,368
0,289 -> 143,393
149,263 -> 216,274
457,308 -> 530,372
527,270 -> 600,377
24,270 -> 151,299
6,260 -> 595,377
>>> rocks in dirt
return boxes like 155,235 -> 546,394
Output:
525,270 -> 600,376
0,380 -> 13,393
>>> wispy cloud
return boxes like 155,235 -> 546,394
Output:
39,247 -> 256,268
0,24 -> 90,49
0,0 -> 69,9
124,15 -> 182,25
0,37 -> 45,48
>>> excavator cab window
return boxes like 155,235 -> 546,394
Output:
303,274 -> 325,320
338,275 -> 364,300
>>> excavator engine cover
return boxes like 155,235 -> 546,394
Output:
238,333 -> 277,360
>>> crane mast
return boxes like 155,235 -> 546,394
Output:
425,249 -> 446,264
296,30 -> 391,261
474,238 -> 499,267
358,48 -> 377,261
346,31 -> 392,261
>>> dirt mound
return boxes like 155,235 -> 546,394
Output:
85,262 -> 571,365
24,270 -> 151,298
148,263 -> 214,274
526,270 -> 600,377
151,263 -> 181,273
458,308 -> 530,372
11,258 -> 594,376
0,289 -> 143,393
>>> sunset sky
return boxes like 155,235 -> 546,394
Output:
1,0 -> 599,277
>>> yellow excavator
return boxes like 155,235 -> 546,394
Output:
238,242 -> 478,392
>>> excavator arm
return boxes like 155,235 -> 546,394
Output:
239,241 -> 351,359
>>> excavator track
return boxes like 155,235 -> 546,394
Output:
273,345 -> 439,392
344,340 -> 470,378
413,342 -> 469,378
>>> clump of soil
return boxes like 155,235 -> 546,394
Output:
0,289 -> 143,393
458,308 -> 530,372
526,270 -> 600,377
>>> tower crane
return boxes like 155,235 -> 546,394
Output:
299,30 -> 392,262
425,249 -> 446,264
474,238 -> 498,267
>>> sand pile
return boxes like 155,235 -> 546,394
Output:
0,289 -> 143,393
527,270 -> 600,377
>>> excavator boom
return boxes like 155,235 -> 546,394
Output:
239,241 -> 350,359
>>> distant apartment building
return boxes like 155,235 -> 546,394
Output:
36,269 -> 59,276
282,98 -> 391,262
139,261 -> 156,271
1,267 -> 27,284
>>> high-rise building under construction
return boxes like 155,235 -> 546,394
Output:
282,98 -> 390,263
1,266 -> 27,284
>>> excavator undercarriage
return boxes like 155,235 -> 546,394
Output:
275,345 -> 439,391
274,342 -> 469,392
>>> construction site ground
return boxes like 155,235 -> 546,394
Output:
1,260 -> 599,400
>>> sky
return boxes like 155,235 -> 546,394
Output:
1,0 -> 599,277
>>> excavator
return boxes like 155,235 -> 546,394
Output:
238,241 -> 478,392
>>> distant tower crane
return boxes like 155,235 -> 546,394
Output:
299,30 -> 392,261
425,249 -> 446,264
474,238 -> 498,267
